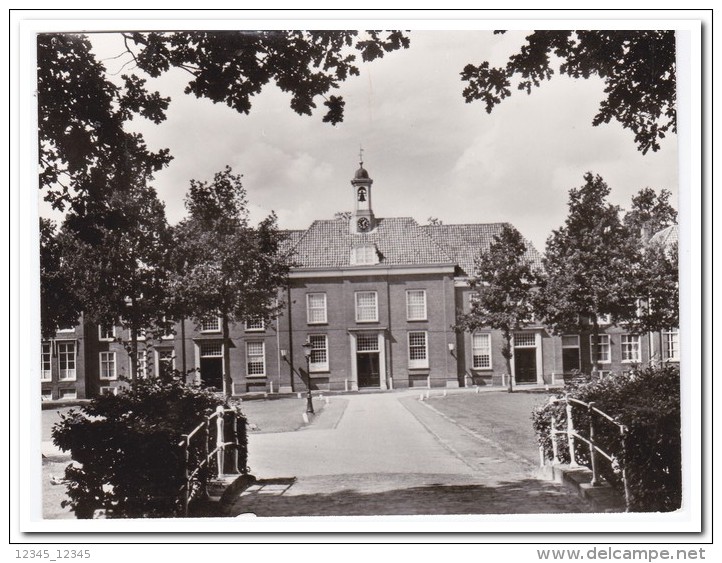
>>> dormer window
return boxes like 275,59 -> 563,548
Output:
351,244 -> 378,265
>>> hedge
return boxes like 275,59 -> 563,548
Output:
532,364 -> 681,512
51,377 -> 248,518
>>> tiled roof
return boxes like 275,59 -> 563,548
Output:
648,224 -> 679,249
278,230 -> 305,257
288,217 -> 454,269
422,223 -> 544,277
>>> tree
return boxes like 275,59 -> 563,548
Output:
38,33 -> 171,212
461,31 -> 676,154
38,31 -> 409,212
624,187 -> 678,241
57,181 -> 174,380
333,211 -> 352,221
39,219 -> 81,337
455,225 -> 538,392
172,167 -> 292,399
537,173 -> 641,373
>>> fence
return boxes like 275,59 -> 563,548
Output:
542,395 -> 630,511
177,406 -> 244,516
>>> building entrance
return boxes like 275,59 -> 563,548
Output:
513,332 -> 538,384
357,353 -> 380,388
199,342 -> 224,390
356,333 -> 381,388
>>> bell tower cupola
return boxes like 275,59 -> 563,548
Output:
351,149 -> 375,233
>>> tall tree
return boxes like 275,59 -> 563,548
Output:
57,181 -> 174,380
537,173 -> 641,373
455,225 -> 538,392
172,167 -> 292,400
461,30 -> 676,154
623,187 -> 678,241
39,218 -> 82,338
38,31 -> 409,212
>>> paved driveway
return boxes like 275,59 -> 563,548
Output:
226,391 -> 593,517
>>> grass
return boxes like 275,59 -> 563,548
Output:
240,395 -> 326,433
424,390 -> 554,464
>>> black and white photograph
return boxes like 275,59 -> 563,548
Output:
13,10 -> 706,542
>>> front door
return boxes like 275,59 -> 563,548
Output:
514,349 -> 537,384
357,353 -> 380,388
200,357 -> 223,390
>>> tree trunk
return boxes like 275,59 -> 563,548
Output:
130,326 -> 138,382
222,314 -> 232,402
503,330 -> 514,393
591,317 -> 600,377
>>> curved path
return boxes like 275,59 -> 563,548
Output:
226,391 -> 592,517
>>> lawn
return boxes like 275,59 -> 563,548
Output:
240,395 -> 326,433
423,389 -> 554,464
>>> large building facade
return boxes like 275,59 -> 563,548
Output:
40,164 -> 680,400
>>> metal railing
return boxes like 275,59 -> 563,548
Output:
543,395 -> 630,511
177,406 -> 242,516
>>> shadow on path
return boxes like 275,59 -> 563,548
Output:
225,473 -> 590,517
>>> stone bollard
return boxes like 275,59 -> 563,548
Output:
302,412 -> 309,424
297,392 -> 302,399
419,393 -> 424,401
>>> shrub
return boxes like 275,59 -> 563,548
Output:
52,377 -> 248,518
532,364 -> 681,512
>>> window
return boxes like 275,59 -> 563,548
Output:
308,335 -> 329,372
246,342 -> 266,377
98,324 -> 116,341
351,244 -> 378,265
597,314 -> 612,326
357,333 -> 379,352
57,342 -> 76,381
200,317 -> 221,333
99,351 -> 117,380
41,343 -> 52,381
100,386 -> 118,396
306,293 -> 327,324
59,389 -> 77,400
406,290 -> 427,321
137,350 -> 148,378
514,332 -> 536,347
472,332 -> 491,369
590,334 -> 611,364
158,349 -> 175,379
561,335 -> 581,373
41,390 -> 52,401
664,329 -> 680,362
57,326 -> 75,333
621,334 -> 641,363
245,318 -> 265,331
355,291 -> 378,322
408,331 -> 428,369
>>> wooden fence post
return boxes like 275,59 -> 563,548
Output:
203,420 -> 210,497
588,402 -> 599,486
620,424 -> 631,511
565,396 -> 578,467
215,406 -> 225,479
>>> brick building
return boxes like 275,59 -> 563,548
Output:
40,163 -> 679,400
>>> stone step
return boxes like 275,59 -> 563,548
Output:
539,464 -> 627,512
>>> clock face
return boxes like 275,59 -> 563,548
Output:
357,217 -> 370,232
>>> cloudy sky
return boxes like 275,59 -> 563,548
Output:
49,29 -> 679,252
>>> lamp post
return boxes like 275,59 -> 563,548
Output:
301,338 -> 315,415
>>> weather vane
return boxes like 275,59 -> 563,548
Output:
359,146 -> 364,166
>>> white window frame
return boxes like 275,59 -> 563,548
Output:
41,390 -> 53,401
408,331 -> 429,369
406,289 -> 427,321
306,293 -> 328,324
597,314 -> 612,326
246,342 -> 266,377
98,324 -> 116,341
137,349 -> 149,378
244,318 -> 265,332
621,334 -> 641,363
355,291 -> 378,323
56,327 -> 75,333
57,341 -> 77,381
200,317 -> 222,333
590,334 -> 611,364
41,342 -> 52,381
99,386 -> 118,396
471,332 -> 492,370
308,334 -> 329,373
351,245 -> 378,265
99,351 -> 117,380
157,349 -> 176,378
663,329 -> 680,362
